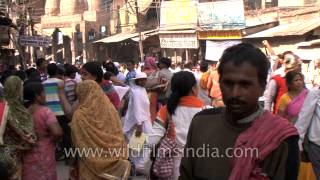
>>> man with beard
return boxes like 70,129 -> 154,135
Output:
179,43 -> 300,180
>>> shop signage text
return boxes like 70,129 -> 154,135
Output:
20,35 -> 51,47
159,33 -> 198,49
198,30 -> 242,40
42,22 -> 71,29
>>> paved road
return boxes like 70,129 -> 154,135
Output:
57,161 -> 146,180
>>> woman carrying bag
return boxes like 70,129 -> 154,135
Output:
149,71 -> 209,180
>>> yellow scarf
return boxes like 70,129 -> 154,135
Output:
70,80 -> 128,179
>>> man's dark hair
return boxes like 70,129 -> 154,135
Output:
159,57 -> 172,68
103,71 -> 113,81
218,43 -> 270,88
24,70 -> 41,84
0,70 -> 13,85
47,63 -> 58,77
104,62 -> 119,76
36,58 -> 46,67
184,61 -> 193,70
57,67 -> 64,76
64,64 -> 77,77
200,61 -> 209,72
23,82 -> 44,107
8,65 -> 16,71
82,62 -> 103,83
25,68 -> 37,78
14,70 -> 26,81
126,60 -> 135,65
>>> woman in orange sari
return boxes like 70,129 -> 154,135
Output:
70,80 -> 130,179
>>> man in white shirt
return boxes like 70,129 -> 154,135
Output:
295,88 -> 320,179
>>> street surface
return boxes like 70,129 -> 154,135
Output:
57,162 -> 145,180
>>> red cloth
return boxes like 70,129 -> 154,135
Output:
101,80 -> 121,110
0,101 -> 8,145
272,75 -> 287,113
0,101 -> 6,127
229,111 -> 298,180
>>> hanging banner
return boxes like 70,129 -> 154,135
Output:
160,1 -> 198,30
198,0 -> 245,30
205,40 -> 241,61
159,33 -> 198,49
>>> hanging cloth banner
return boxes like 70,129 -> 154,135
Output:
205,40 -> 241,61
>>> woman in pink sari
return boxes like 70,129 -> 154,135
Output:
278,71 -> 308,124
22,82 -> 63,180
278,71 -> 316,180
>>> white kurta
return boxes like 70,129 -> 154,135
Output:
123,85 -> 153,171
123,85 -> 153,136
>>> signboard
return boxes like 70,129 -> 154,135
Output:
41,22 -> 71,29
20,35 -> 51,47
205,40 -> 241,61
198,30 -> 243,40
159,33 -> 198,49
198,0 -> 245,30
160,1 -> 197,30
278,0 -> 304,7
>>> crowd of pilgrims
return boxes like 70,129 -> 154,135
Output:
0,42 -> 319,180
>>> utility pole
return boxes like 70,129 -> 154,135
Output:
134,0 -> 144,62
28,7 -> 37,63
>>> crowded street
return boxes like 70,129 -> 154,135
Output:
1,0 -> 320,180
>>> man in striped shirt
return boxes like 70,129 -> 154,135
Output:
64,64 -> 78,105
43,63 -> 72,160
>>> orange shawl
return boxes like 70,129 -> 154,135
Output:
157,96 -> 204,139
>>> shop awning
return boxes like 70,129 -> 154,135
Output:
296,39 -> 320,47
295,48 -> 320,61
244,18 -> 320,38
124,0 -> 153,14
94,32 -> 139,43
94,29 -> 158,44
159,30 -> 196,34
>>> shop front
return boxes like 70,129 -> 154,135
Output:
159,30 -> 199,64
198,30 -> 243,61
197,0 -> 246,61
159,0 -> 198,64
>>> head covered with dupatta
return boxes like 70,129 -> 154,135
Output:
70,80 -> 129,179
0,76 -> 36,179
3,76 -> 36,147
